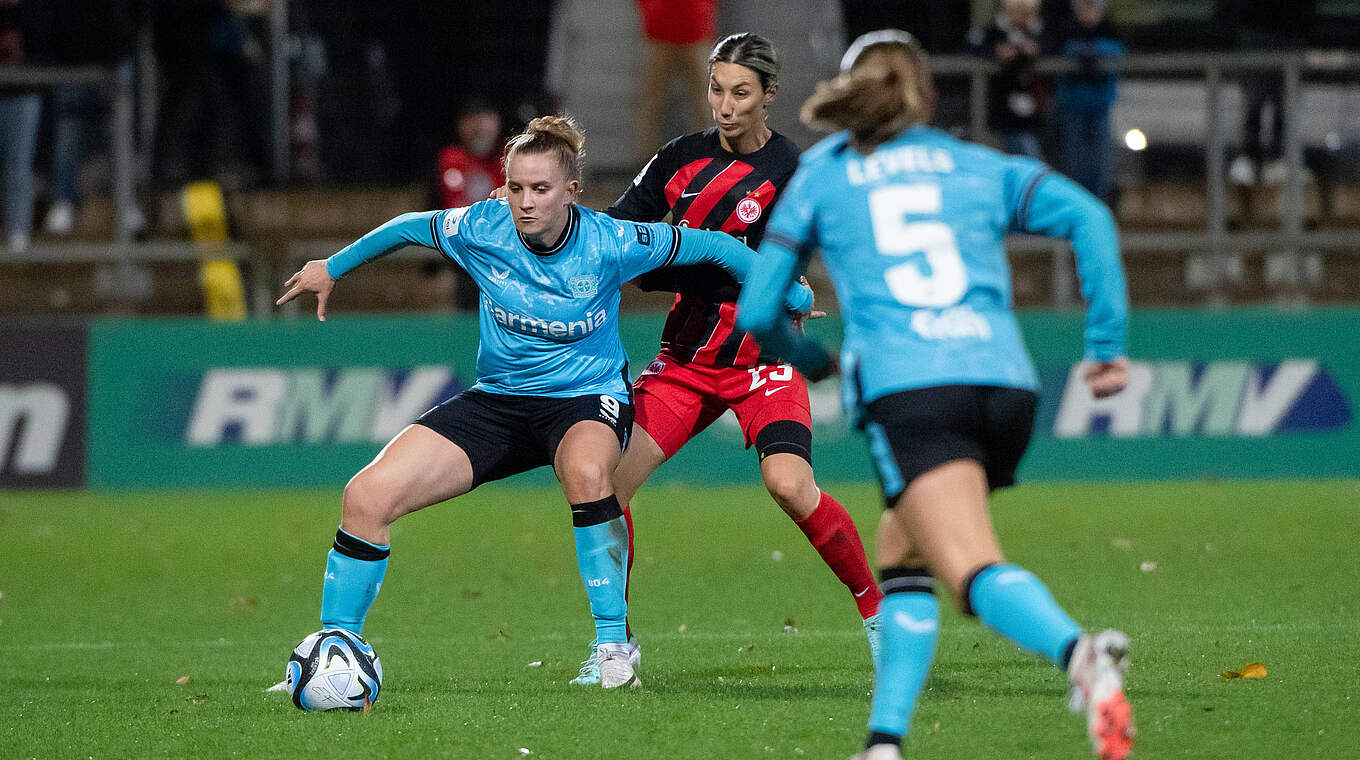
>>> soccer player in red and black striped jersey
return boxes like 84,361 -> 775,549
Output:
569,32 -> 885,686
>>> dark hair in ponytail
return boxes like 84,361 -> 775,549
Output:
709,32 -> 780,92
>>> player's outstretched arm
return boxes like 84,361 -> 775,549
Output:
276,211 -> 446,321
735,240 -> 836,381
668,226 -> 814,313
1020,173 -> 1130,368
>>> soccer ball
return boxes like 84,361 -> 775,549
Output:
285,628 -> 383,711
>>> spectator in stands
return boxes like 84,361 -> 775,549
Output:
432,99 -> 505,310
968,0 -> 1048,159
634,0 -> 718,163
1054,0 -> 1124,202
435,99 -> 505,209
0,0 -> 47,253
1226,0 -> 1315,186
42,0 -> 144,237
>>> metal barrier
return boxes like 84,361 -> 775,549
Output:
3,51 -> 1359,314
933,50 -> 1360,299
0,65 -> 137,244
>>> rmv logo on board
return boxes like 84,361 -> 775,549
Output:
186,367 -> 461,446
1054,359 -> 1351,438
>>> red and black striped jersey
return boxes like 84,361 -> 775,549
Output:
607,127 -> 800,368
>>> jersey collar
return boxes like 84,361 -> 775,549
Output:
518,204 -> 579,257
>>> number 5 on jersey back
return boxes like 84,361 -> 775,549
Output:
868,184 -> 967,308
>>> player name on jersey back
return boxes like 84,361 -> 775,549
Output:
846,145 -> 956,186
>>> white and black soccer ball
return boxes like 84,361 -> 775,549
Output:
285,628 -> 383,711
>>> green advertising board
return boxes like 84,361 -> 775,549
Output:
87,308 -> 1358,489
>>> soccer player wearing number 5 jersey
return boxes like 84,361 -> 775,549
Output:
276,116 -> 813,691
737,31 -> 1135,760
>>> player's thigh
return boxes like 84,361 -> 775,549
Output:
894,460 -> 1003,600
727,362 -> 812,457
614,423 -> 667,507
864,386 -> 1007,594
555,421 -> 626,503
549,394 -> 633,504
344,424 -> 475,522
632,359 -> 724,460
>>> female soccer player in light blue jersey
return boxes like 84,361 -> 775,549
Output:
278,116 -> 813,691
736,31 -> 1134,760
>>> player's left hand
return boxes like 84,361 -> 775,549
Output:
489,184 -> 509,200
797,276 -> 827,321
1084,357 -> 1129,398
276,259 -> 336,321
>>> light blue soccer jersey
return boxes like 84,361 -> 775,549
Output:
737,125 -> 1127,406
326,201 -> 812,402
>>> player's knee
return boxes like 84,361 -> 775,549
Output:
762,469 -> 813,511
559,459 -> 613,501
342,471 -> 400,527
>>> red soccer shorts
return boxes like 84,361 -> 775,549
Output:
632,350 -> 812,458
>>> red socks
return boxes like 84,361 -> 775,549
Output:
795,491 -> 883,619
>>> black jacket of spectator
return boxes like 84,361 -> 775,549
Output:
968,14 -> 1049,133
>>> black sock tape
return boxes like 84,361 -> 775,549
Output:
570,494 -> 624,527
332,529 -> 390,561
959,561 -> 1000,618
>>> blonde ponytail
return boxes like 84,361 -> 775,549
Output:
504,115 -> 586,183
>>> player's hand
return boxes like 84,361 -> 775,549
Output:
489,184 -> 509,200
276,259 -> 336,321
796,276 -> 827,321
1084,357 -> 1129,399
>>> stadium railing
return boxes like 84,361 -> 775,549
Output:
3,52 -> 1359,315
933,50 -> 1360,303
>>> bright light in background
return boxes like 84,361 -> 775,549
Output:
1124,129 -> 1148,151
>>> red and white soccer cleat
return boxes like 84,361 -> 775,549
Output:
1068,629 -> 1135,760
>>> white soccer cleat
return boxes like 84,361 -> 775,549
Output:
846,744 -> 903,760
569,636 -> 640,686
265,679 -> 289,693
863,613 -> 883,669
596,642 -> 642,689
1068,629 -> 1135,760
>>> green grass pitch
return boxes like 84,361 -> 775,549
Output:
4,481 -> 1358,759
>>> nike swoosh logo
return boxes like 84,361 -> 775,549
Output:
894,610 -> 939,634
853,587 -> 872,598
679,191 -> 701,199
764,386 -> 789,396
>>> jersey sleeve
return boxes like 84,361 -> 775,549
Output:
759,160 -> 820,263
736,164 -> 835,379
324,210 -> 446,279
428,205 -> 477,268
614,220 -> 813,312
1012,167 -> 1129,361
605,137 -> 679,222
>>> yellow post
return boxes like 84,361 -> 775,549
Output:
182,181 -> 247,321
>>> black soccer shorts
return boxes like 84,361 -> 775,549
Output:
863,384 -> 1038,506
415,388 -> 633,489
